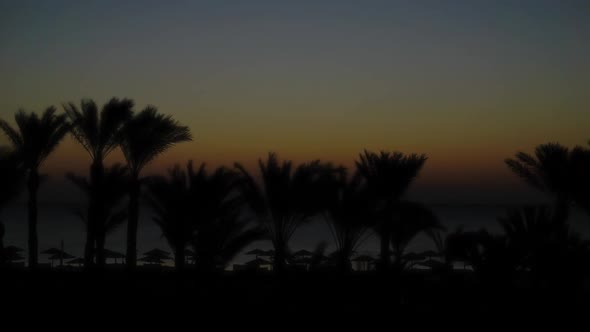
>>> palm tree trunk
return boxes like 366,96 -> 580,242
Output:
85,159 -> 105,268
0,221 -> 5,267
27,169 -> 39,268
175,243 -> 185,272
378,229 -> 391,273
83,221 -> 95,267
273,239 -> 286,275
126,177 -> 140,269
96,230 -> 106,268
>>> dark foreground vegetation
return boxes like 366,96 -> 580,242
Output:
1,97 -> 590,318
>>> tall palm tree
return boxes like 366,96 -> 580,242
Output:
64,98 -> 133,267
67,164 -> 129,267
0,108 -> 69,267
0,148 -> 25,266
505,143 -> 575,218
235,153 -> 341,274
119,107 -> 192,268
324,172 -> 373,273
355,150 -> 427,272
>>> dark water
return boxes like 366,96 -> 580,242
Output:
2,203 -> 590,266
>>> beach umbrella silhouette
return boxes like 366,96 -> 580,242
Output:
352,255 -> 374,271
48,252 -> 75,267
419,250 -> 439,260
403,252 -> 426,267
418,259 -> 445,270
104,249 -> 126,264
4,245 -> 24,253
4,246 -> 25,262
143,248 -> 171,258
245,249 -> 266,259
138,256 -> 165,265
293,249 -> 313,257
245,257 -> 272,269
41,248 -> 62,255
67,257 -> 85,267
139,248 -> 172,266
258,250 -> 275,259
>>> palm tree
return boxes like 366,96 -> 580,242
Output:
186,162 -> 264,273
145,164 -> 195,271
64,98 -> 133,267
498,205 -> 590,285
67,164 -> 129,267
390,201 -> 442,273
570,142 -> 590,216
505,143 -> 575,217
323,172 -> 373,273
0,108 -> 69,267
355,150 -> 427,272
235,153 -> 341,274
0,148 -> 25,266
119,107 -> 192,268
146,161 -> 263,272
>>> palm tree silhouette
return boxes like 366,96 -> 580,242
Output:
0,108 -> 69,267
390,201 -> 442,273
355,150 -> 427,272
64,98 -> 133,267
570,142 -> 590,217
146,161 -> 263,272
235,153 -> 341,274
67,164 -> 129,267
505,143 -> 575,217
0,148 -> 25,266
119,107 -> 191,268
446,228 -> 520,287
323,171 -> 373,273
145,164 -> 195,271
185,162 -> 264,273
498,205 -> 589,285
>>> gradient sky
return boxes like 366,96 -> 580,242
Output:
1,0 -> 589,204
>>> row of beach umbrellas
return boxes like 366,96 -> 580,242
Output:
240,248 -> 447,270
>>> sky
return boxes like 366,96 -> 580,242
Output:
1,0 -> 590,204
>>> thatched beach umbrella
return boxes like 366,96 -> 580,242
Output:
418,259 -> 445,270
41,248 -> 62,255
352,255 -> 374,271
419,250 -> 439,260
293,249 -> 313,257
143,248 -> 171,258
261,250 -> 275,257
403,252 -> 426,268
4,245 -> 24,262
245,249 -> 266,259
104,249 -> 126,264
139,248 -> 172,266
67,257 -> 85,267
48,252 -> 74,267
138,256 -> 165,265
245,257 -> 272,270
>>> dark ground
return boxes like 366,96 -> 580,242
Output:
2,269 -> 590,324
